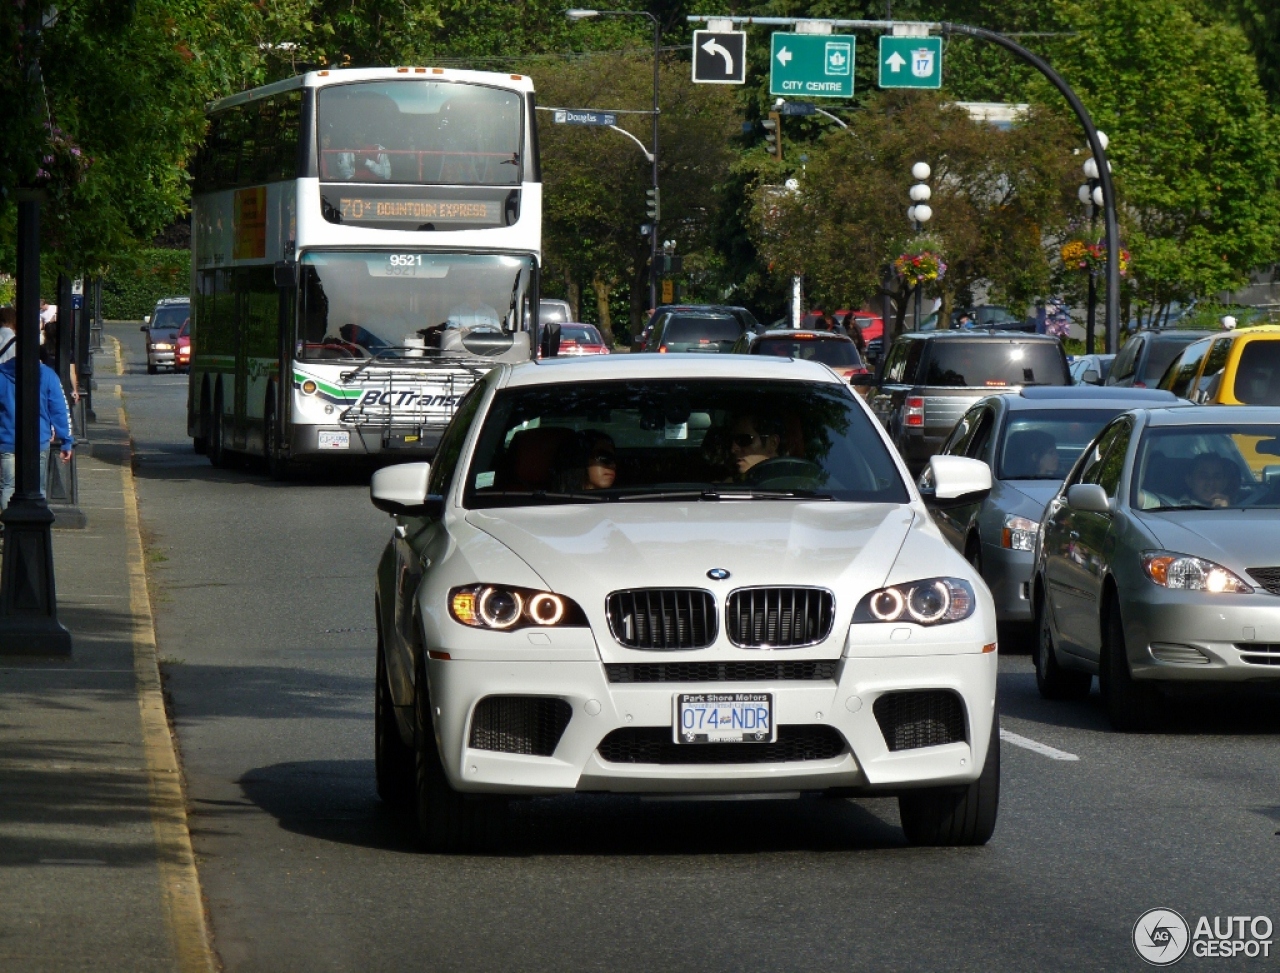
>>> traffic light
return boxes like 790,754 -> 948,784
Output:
646,187 -> 660,221
763,111 -> 782,160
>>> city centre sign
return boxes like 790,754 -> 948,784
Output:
769,32 -> 855,99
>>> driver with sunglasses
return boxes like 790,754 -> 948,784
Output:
728,414 -> 784,479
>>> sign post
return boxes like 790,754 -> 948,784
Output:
770,32 -> 855,98
878,36 -> 942,89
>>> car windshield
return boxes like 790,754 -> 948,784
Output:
151,305 -> 188,331
464,379 -> 908,507
540,302 -> 570,324
296,250 -> 534,361
753,337 -> 861,367
663,315 -> 742,347
1232,341 -> 1280,405
998,409 -> 1122,480
923,341 -> 1067,387
1133,425 -> 1280,510
562,325 -> 603,343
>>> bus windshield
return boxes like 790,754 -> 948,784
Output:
318,81 -> 522,186
296,251 -> 535,362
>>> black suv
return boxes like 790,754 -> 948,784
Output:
633,305 -> 759,354
864,331 -> 1071,473
1104,328 -> 1216,389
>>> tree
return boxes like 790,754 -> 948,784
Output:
755,93 -> 1077,338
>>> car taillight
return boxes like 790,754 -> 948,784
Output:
905,396 -> 925,427
658,346 -> 668,353
1134,380 -> 1147,388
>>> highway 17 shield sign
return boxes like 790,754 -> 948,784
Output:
879,35 -> 942,89
692,30 -> 747,84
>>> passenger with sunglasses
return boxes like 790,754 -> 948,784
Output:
554,430 -> 618,492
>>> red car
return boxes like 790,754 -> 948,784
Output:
175,318 -> 191,372
557,323 -> 610,355
801,308 -> 885,346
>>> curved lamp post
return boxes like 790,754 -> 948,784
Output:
907,162 -> 933,330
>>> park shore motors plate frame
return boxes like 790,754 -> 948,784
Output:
674,692 -> 775,744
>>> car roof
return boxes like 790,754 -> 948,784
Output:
502,353 -> 844,388
1141,405 -> 1280,427
1014,387 -> 1179,406
155,296 -> 189,305
898,330 -> 1059,342
752,329 -> 852,341
1138,328 -> 1216,340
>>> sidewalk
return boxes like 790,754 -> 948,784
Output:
0,348 -> 216,972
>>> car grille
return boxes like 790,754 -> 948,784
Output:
1246,568 -> 1280,595
604,661 -> 838,683
1237,644 -> 1280,666
725,587 -> 835,648
873,690 -> 967,752
596,725 -> 846,765
606,589 -> 716,650
468,696 -> 572,757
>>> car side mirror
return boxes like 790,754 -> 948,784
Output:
370,462 -> 444,518
920,455 -> 992,509
143,315 -> 151,325
849,372 -> 878,388
1066,483 -> 1112,513
1081,368 -> 1101,385
539,321 -> 562,358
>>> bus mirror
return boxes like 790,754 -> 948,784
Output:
540,321 -> 562,358
274,261 -> 297,290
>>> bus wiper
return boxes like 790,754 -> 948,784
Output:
341,347 -> 484,382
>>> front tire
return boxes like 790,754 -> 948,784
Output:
263,391 -> 290,480
899,711 -> 1000,847
1101,597 -> 1162,732
375,621 -> 415,808
208,388 -> 227,468
1034,592 -> 1092,700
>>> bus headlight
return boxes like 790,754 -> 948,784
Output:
448,585 -> 587,631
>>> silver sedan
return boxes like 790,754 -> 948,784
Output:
1032,406 -> 1280,730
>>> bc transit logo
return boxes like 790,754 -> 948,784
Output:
1133,909 -> 1190,966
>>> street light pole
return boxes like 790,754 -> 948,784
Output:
907,162 -> 933,331
1078,130 -> 1109,355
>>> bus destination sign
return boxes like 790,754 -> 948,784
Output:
338,196 -> 503,226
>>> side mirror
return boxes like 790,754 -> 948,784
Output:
540,321 -> 562,358
140,325 -> 149,332
920,455 -> 993,509
370,462 -> 444,517
849,372 -> 878,388
274,260 -> 297,290
1081,368 -> 1101,385
143,315 -> 151,325
1066,483 -> 1112,513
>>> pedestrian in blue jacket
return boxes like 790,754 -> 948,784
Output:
0,329 -> 74,511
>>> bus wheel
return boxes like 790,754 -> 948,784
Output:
264,392 -> 290,480
208,387 -> 227,468
192,384 -> 209,454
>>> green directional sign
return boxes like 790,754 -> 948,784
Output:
770,32 -> 855,99
878,36 -> 942,89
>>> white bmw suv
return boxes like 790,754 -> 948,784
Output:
371,354 -> 1000,850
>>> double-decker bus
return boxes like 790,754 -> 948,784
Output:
187,67 -> 546,472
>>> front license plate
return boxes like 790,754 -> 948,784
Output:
318,430 -> 350,450
675,693 -> 774,744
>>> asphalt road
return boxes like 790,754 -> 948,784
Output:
110,324 -> 1280,972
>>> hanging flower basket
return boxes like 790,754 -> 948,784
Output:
1060,239 -> 1129,276
893,249 -> 947,285
33,123 -> 92,189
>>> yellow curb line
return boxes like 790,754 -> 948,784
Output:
118,397 -> 218,968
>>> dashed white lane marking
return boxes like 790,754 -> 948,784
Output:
1000,728 -> 1080,761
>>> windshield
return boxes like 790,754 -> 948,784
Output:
317,81 -> 521,185
661,315 -> 742,352
1232,341 -> 1280,405
1133,425 -> 1280,510
151,305 -> 188,331
754,337 -> 861,368
296,251 -> 534,362
998,409 -> 1122,480
924,341 -> 1067,387
562,325 -> 603,344
463,379 -> 908,507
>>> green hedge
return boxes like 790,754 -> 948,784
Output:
102,248 -> 190,320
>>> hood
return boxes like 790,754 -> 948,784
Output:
1000,479 -> 1062,510
467,501 -> 915,601
1135,509 -> 1280,571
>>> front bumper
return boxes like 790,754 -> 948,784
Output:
421,645 -> 997,796
148,348 -> 176,368
1124,589 -> 1280,682
287,423 -> 444,460
980,542 -> 1034,623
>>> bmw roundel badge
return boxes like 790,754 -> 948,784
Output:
706,568 -> 731,581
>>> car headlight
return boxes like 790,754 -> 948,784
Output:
153,343 -> 174,350
852,577 -> 976,626
448,584 -> 588,631
1001,515 -> 1038,551
1141,552 -> 1252,593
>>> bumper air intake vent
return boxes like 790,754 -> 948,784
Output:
873,690 -> 967,752
726,587 -> 834,648
468,696 -> 572,756
606,589 -> 716,650
605,660 -> 837,683
1246,567 -> 1280,595
1150,643 -> 1211,665
596,725 -> 845,765
1238,643 -> 1280,666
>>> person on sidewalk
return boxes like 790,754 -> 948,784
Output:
0,306 -> 15,364
0,325 -> 75,510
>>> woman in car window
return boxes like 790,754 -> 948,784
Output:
555,431 -> 617,491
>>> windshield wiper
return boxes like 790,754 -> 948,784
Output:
475,489 -> 607,504
1145,503 -> 1213,512
614,488 -> 834,502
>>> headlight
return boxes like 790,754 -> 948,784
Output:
852,577 -> 976,626
1141,552 -> 1252,593
448,584 -> 588,631
153,343 -> 174,350
1001,515 -> 1038,551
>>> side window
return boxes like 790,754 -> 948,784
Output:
1095,422 -> 1132,498
427,385 -> 487,499
1111,336 -> 1141,381
1076,423 -> 1125,486
965,409 -> 996,460
941,406 -> 981,455
881,339 -> 910,383
1165,339 -> 1211,397
902,340 -> 926,384
1195,337 -> 1233,401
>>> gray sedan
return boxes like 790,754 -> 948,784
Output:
924,387 -> 1178,639
1032,407 -> 1280,730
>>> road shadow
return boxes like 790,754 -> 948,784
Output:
238,758 -> 911,858
162,663 -> 368,723
129,445 -> 378,490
